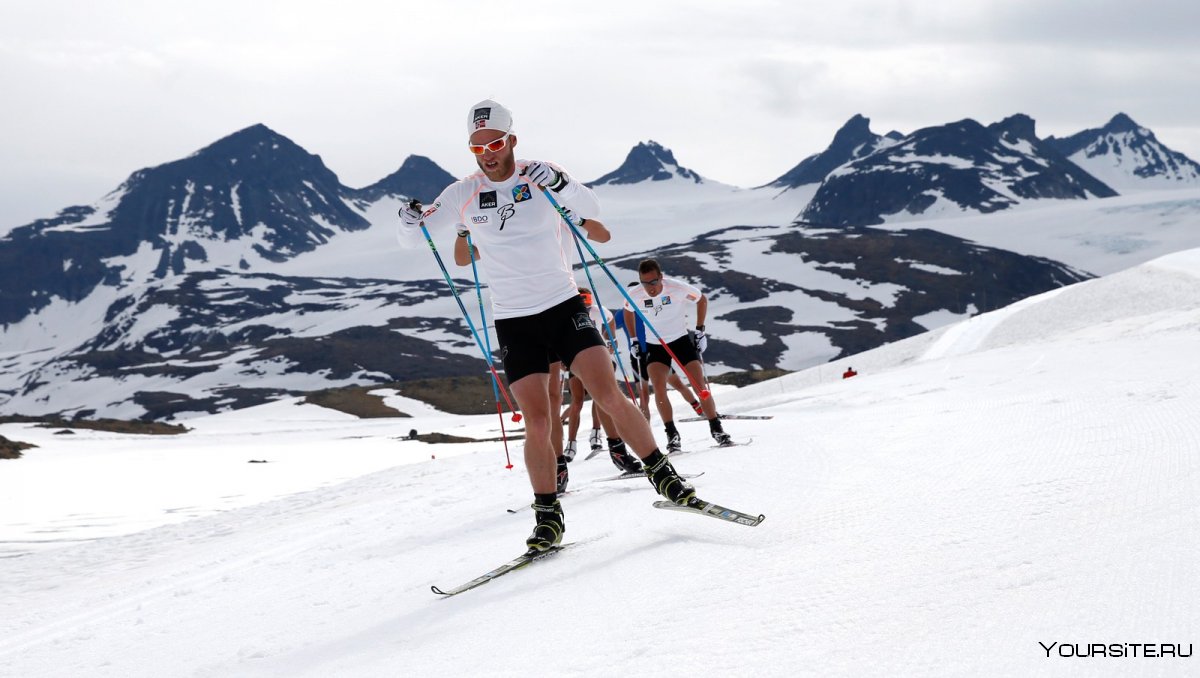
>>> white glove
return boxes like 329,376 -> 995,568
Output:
557,206 -> 580,226
398,201 -> 423,237
523,161 -> 567,191
455,223 -> 470,237
694,330 -> 708,354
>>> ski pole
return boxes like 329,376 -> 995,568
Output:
465,232 -> 514,468
538,188 -> 710,400
406,200 -> 522,422
567,228 -> 637,401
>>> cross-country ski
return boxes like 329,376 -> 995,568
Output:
652,498 -> 767,527
432,543 -> 576,597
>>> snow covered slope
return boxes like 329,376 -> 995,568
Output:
2,248 -> 1197,677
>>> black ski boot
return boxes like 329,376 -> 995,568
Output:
526,499 -> 564,553
710,418 -> 732,447
608,438 -> 642,474
643,451 -> 695,505
666,431 -> 682,455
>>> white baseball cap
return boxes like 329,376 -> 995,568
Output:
467,99 -> 513,137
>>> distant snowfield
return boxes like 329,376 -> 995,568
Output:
2,249 -> 1198,677
877,188 -> 1200,276
275,179 -> 817,281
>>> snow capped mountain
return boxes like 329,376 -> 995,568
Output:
0,124 -> 371,326
802,114 -> 1118,227
587,140 -> 706,185
1045,113 -> 1200,192
767,114 -> 903,189
355,154 -> 457,205
4,116 -> 1200,421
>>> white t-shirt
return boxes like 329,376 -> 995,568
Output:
589,302 -> 621,352
418,160 -> 600,319
588,302 -> 614,333
623,275 -> 703,344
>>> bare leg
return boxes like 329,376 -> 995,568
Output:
668,370 -> 696,404
509,373 -> 555,494
548,363 -> 564,457
647,361 -> 674,426
594,396 -> 617,436
572,346 -> 662,458
566,375 -> 584,443
683,360 -> 717,418
637,380 -> 650,420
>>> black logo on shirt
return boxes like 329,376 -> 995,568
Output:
498,204 -> 515,230
479,191 -> 498,209
643,299 -> 654,307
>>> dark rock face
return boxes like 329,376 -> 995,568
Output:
356,155 -> 458,204
13,271 -> 484,420
600,222 -> 1089,371
767,114 -> 896,188
801,114 -> 1118,227
588,141 -> 702,185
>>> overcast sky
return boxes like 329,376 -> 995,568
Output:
2,0 -> 1198,228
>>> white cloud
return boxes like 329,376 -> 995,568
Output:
1,0 -> 1198,229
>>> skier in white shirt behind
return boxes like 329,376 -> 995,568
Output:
624,258 -> 732,453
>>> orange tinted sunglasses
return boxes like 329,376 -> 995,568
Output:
468,132 -> 512,155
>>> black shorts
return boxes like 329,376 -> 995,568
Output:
645,335 -> 700,369
495,295 -> 606,384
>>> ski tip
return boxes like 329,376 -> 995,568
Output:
431,585 -> 449,596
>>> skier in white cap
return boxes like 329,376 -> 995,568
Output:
400,99 -> 698,553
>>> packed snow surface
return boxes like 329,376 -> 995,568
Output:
2,248 -> 1198,676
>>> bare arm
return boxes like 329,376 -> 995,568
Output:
453,231 -> 480,266
580,218 -> 611,244
695,293 -> 708,328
